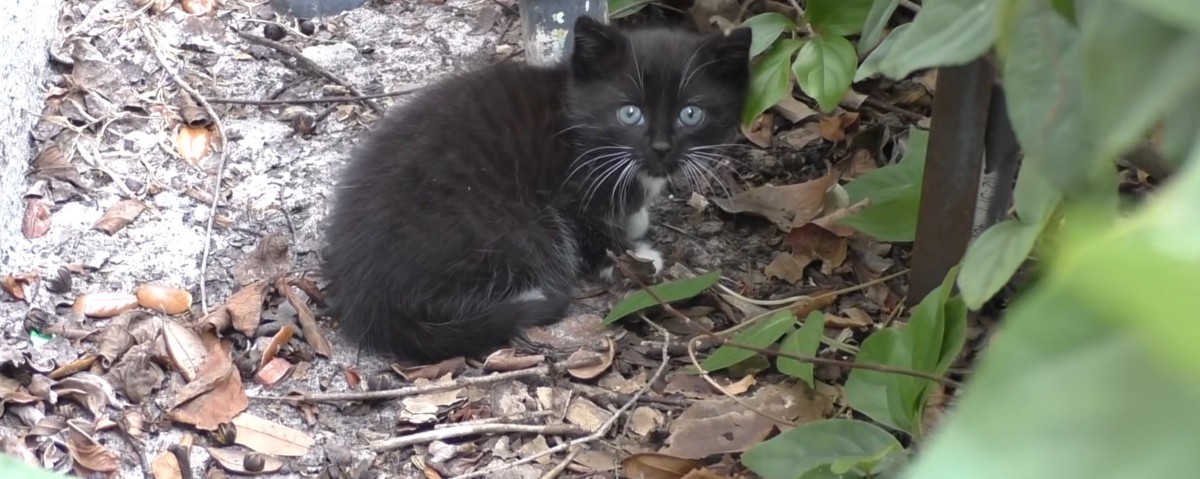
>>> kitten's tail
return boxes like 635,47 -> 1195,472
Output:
340,296 -> 570,363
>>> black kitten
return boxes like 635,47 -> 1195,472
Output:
323,16 -> 751,362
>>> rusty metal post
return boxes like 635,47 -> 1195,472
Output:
519,0 -> 609,65
907,58 -> 995,304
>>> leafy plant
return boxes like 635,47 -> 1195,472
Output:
603,269 -> 723,323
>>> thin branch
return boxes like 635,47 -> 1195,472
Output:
371,423 -> 588,453
235,30 -> 385,114
538,449 -> 581,479
208,87 -> 421,106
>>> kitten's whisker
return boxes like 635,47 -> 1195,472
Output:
565,150 -> 630,184
629,38 -> 645,93
680,59 -> 719,94
573,154 -> 630,193
688,156 -> 735,199
583,156 -> 631,210
678,48 -> 702,95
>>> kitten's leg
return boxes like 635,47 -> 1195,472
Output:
597,207 -> 664,280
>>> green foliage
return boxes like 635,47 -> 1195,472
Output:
806,0 -> 874,36
844,266 -> 966,437
608,0 -> 658,19
743,39 -> 804,124
700,309 -> 796,372
743,419 -> 907,479
0,456 -> 65,479
777,311 -> 826,387
792,35 -> 857,112
859,0 -> 902,50
856,23 -> 910,81
742,13 -> 797,57
603,270 -> 722,323
839,127 -> 928,242
877,0 -> 1000,79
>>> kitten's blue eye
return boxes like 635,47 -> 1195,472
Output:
616,105 -> 644,126
678,105 -> 704,126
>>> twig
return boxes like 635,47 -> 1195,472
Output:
235,31 -> 384,114
140,22 -> 228,315
683,320 -> 798,427
446,321 -> 672,479
253,356 -> 604,403
862,97 -> 926,122
371,423 -> 587,453
539,449 -> 581,479
208,87 -> 420,106
571,383 -> 690,408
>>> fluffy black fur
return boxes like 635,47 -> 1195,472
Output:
323,16 -> 751,362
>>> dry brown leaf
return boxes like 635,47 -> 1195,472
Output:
23,197 -> 52,239
764,252 -> 805,285
1,272 -> 38,302
259,324 -> 295,371
784,224 -> 849,275
32,145 -> 84,187
107,354 -> 165,403
232,412 -> 315,457
176,125 -> 212,164
136,284 -> 192,315
566,397 -> 611,432
197,308 -> 231,337
255,357 -> 294,387
163,320 -> 207,381
687,192 -> 709,212
740,112 -> 774,148
207,447 -> 285,475
773,95 -> 819,123
482,349 -> 543,372
566,337 -> 614,380
92,199 -> 146,236
291,275 -> 327,308
392,356 -> 466,382
680,468 -> 729,479
711,172 -> 839,231
621,453 -> 704,479
65,429 -> 120,472
150,450 -> 183,479
48,354 -> 99,380
96,314 -> 136,368
722,375 -> 756,396
817,112 -> 860,142
343,367 -> 361,389
232,233 -> 291,286
629,407 -> 665,437
169,342 -> 249,430
72,292 -> 139,318
660,383 -> 833,459
227,280 -> 268,336
53,372 -> 122,417
275,277 -> 332,357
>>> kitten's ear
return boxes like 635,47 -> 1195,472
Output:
570,16 -> 625,79
701,28 -> 752,82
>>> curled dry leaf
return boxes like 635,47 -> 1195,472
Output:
392,356 -> 466,382
259,324 -> 296,372
150,450 -> 183,479
169,342 -> 249,430
92,199 -> 146,236
106,353 -> 164,403
180,0 -> 215,16
48,354 -> 99,380
764,252 -> 805,285
275,277 -> 333,357
817,111 -> 860,143
96,313 -> 136,368
53,372 -> 123,417
65,429 -> 120,472
136,284 -> 192,315
620,453 -> 704,479
163,319 -> 208,381
32,145 -> 84,187
740,112 -> 774,148
179,103 -> 212,128
176,125 -> 212,165
566,337 -> 614,380
23,197 -> 52,239
784,224 -> 849,275
661,383 -> 833,459
482,349 -> 543,372
233,233 -> 291,286
1,272 -> 39,302
227,280 -> 268,336
207,447 -> 285,475
72,292 -> 139,318
774,95 -> 819,123
232,412 -> 315,457
711,172 -> 839,232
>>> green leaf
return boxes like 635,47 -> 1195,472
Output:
1001,0 -> 1099,195
840,127 -> 927,242
879,0 -> 1001,79
845,267 -> 965,437
859,0 -> 902,51
1115,0 -> 1200,33
603,270 -> 722,323
1162,95 -> 1200,167
743,39 -> 804,125
856,22 -> 910,82
792,35 -> 857,113
1080,2 -> 1200,166
741,13 -> 797,57
807,0 -> 874,36
957,218 -> 1047,310
0,455 -> 67,479
1050,0 -> 1076,24
778,311 -> 826,386
608,0 -> 656,19
743,419 -> 907,479
701,310 -> 796,372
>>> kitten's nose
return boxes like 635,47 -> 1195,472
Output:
650,140 -> 670,154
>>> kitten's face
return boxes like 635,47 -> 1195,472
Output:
566,17 -> 752,183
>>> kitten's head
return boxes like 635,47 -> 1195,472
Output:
565,16 -> 751,183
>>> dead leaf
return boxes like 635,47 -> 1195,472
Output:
53,372 -> 123,417
482,349 -> 544,372
680,468 -> 729,479
629,407 -> 665,437
106,353 -> 165,403
712,172 -> 839,231
23,197 -> 52,239
290,275 -> 327,308
32,145 -> 85,187
48,354 -> 100,380
784,224 -> 849,275
661,383 -> 833,459
163,320 -> 208,381
176,125 -> 212,164
740,112 -> 774,148
65,429 -> 120,472
566,397 -> 611,432
393,356 -> 466,382
275,277 -> 332,357
207,447 -> 285,475
232,233 -> 291,286
774,96 -> 819,123
46,266 -> 73,293
227,280 -> 268,336
838,89 -> 868,109
151,450 -> 183,479
92,199 -> 146,236
255,357 -> 294,387
1,272 -> 38,302
96,313 -> 136,368
764,252 -> 806,285
566,338 -> 614,380
687,192 -> 709,212
169,341 -> 248,430
136,284 -> 192,315
232,412 -> 315,457
259,324 -> 295,371
72,292 -> 139,318
723,375 -> 756,396
817,112 -> 859,143
621,453 -> 704,479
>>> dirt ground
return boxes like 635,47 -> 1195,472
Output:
1,1 -> 919,478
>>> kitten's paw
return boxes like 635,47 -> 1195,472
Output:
631,243 -> 664,274
598,265 -> 615,282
